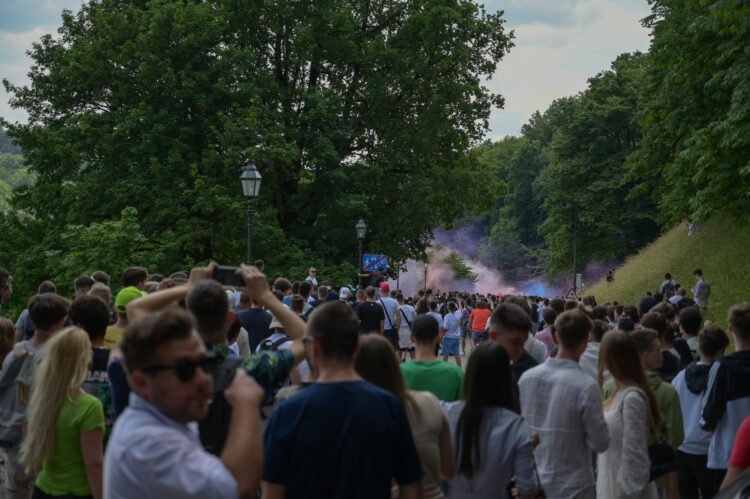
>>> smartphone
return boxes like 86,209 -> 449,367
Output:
213,265 -> 245,287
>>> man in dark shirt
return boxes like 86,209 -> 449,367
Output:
357,286 -> 385,334
235,292 -> 272,351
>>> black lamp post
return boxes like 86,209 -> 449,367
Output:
240,161 -> 262,264
355,218 -> 366,286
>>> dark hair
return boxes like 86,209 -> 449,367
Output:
679,306 -> 702,336
630,328 -> 660,355
500,295 -> 531,319
290,294 -> 305,314
299,280 -> 312,298
291,281 -> 301,295
550,298 -> 565,314
148,273 -> 164,283
227,314 -> 242,344
490,303 -> 531,336
74,275 -> 94,293
254,259 -> 264,268
122,267 -> 148,287
665,273 -> 671,279
729,302 -> 750,341
651,302 -> 676,322
38,280 -> 57,294
365,286 -> 376,298
640,311 -> 668,339
542,307 -> 557,326
699,325 -> 729,358
591,306 -> 607,321
554,309 -> 593,348
617,316 -> 635,332
414,298 -> 428,315
28,294 -> 70,332
91,271 -> 111,286
272,277 -> 292,294
68,295 -> 110,341
693,268 -> 703,277
354,335 -> 420,419
564,300 -> 578,311
606,306 -> 615,322
592,320 -> 608,342
457,342 -> 517,477
429,301 -> 438,311
447,301 -> 457,312
411,314 -> 440,343
582,295 -> 597,307
307,302 -> 359,361
186,280 -> 227,338
121,307 -> 194,374
624,306 -> 639,322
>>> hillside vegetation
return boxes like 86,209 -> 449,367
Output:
586,214 -> 750,330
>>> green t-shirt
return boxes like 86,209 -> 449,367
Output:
400,360 -> 464,402
36,393 -> 105,496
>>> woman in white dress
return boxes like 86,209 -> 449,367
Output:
597,329 -> 662,499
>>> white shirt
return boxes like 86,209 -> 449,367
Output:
442,310 -> 462,338
104,394 -> 238,499
519,358 -> 610,498
305,276 -> 317,287
379,297 -> 401,330
579,342 -> 612,384
524,333 -> 547,364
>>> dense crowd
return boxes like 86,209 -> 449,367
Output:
0,263 -> 748,499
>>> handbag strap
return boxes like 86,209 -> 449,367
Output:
622,387 -> 661,438
380,299 -> 394,329
400,308 -> 412,329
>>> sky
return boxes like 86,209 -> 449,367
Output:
0,0 -> 652,138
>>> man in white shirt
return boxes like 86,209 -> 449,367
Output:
104,307 -> 265,499
519,309 -> 610,499
440,301 -> 463,367
304,267 -> 318,287
378,283 -> 401,351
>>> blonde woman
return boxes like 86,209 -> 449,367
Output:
21,327 -> 104,499
597,329 -> 661,499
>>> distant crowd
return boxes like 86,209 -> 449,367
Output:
0,262 -> 748,499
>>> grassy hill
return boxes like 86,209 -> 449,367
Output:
586,213 -> 750,331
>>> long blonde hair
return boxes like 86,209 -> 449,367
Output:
20,327 -> 92,473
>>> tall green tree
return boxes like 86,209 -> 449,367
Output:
2,0 -> 513,276
629,0 -> 750,223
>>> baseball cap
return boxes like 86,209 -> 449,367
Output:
269,313 -> 283,330
380,283 -> 390,293
339,287 -> 351,299
115,286 -> 148,314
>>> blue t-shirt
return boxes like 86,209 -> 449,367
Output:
235,307 -> 272,352
263,380 -> 423,498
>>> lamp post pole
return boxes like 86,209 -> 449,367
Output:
240,161 -> 262,266
246,201 -> 255,265
355,218 -> 366,289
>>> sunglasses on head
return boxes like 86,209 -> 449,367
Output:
142,355 -> 221,382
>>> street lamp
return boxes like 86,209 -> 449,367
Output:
240,161 -> 262,264
355,218 -> 366,286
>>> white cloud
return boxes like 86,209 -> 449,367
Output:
0,27 -> 51,124
485,0 -> 652,138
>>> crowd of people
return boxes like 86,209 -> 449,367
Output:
0,262 -> 748,499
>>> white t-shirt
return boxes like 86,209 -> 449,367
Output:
305,276 -> 318,287
255,333 -> 310,382
379,297 -> 401,330
443,310 -> 462,338
399,305 -> 416,332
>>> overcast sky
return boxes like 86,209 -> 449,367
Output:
0,0 -> 652,139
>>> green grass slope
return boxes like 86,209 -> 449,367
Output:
586,213 -> 750,329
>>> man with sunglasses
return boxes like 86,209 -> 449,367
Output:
125,262 -> 307,455
104,307 -> 265,499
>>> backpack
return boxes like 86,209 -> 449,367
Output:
662,280 -> 676,299
198,356 -> 243,455
0,342 -> 41,448
258,336 -> 290,352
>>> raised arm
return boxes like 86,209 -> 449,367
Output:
127,263 -> 217,320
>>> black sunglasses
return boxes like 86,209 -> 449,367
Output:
142,355 -> 221,382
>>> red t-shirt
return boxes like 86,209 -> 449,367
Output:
729,415 -> 750,468
469,308 -> 491,332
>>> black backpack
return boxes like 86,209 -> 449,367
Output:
198,356 -> 242,455
662,280 -> 676,299
258,336 -> 290,351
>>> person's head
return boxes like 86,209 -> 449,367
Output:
640,311 -> 668,340
501,295 -> 532,320
651,302 -> 676,323
677,287 -> 687,297
457,341 -> 517,477
0,267 -> 12,304
68,295 -> 110,342
37,280 -> 56,295
631,328 -> 662,370
254,259 -> 265,272
598,329 -> 662,432
355,289 -> 365,302
186,279 -> 229,343
28,293 -> 70,334
354,334 -> 418,416
339,287 -> 351,301
91,271 -> 111,286
679,306 -> 702,337
272,277 -> 292,296
73,275 -> 95,297
148,273 -> 165,283
606,306 -> 616,323
290,294 -> 305,315
317,285 -> 329,301
299,280 -> 312,299
729,302 -> 750,345
564,300 -> 578,311
20,326 -> 92,473
664,273 -> 671,280
429,301 -> 438,312
380,283 -> 390,296
698,325 -> 729,360
308,266 -> 317,278
582,295 -> 597,309
591,306 -> 607,322
122,266 -> 149,289
554,309 -> 593,351
307,301 -> 359,364
115,286 -> 147,317
549,297 -> 565,314
121,308 -> 212,424
542,308 -> 557,327
365,286 -> 376,299
489,303 -> 531,362
0,318 -> 14,367
411,313 -> 440,346
638,295 -> 658,317
623,305 -> 639,322
447,301 -> 457,312
693,268 -> 703,279
591,320 -> 608,343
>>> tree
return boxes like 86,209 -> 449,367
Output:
2,0 -> 513,277
629,0 -> 750,224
